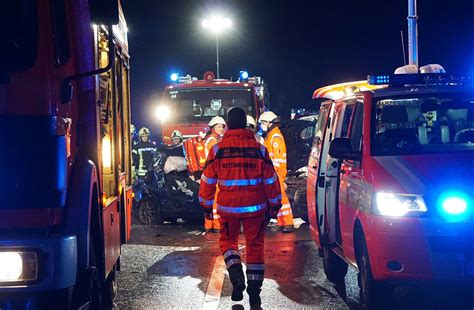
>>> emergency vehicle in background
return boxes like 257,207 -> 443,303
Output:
307,64 -> 474,309
158,71 -> 269,174
0,0 -> 132,308
159,71 -> 268,140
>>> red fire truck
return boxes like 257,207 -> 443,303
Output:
157,71 -> 269,141
0,0 -> 132,308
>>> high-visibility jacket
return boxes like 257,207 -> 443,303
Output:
204,132 -> 221,229
199,129 -> 282,218
204,133 -> 220,158
264,126 -> 294,226
132,141 -> 157,177
264,127 -> 287,179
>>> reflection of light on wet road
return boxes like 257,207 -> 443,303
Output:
202,256 -> 225,310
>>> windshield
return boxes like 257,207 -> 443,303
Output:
0,1 -> 38,81
165,88 -> 255,121
372,92 -> 474,156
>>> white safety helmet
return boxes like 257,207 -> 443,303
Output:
246,115 -> 256,127
138,127 -> 150,136
171,130 -> 183,139
208,116 -> 226,127
258,111 -> 279,123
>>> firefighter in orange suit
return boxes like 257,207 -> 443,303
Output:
199,108 -> 282,308
203,116 -> 226,232
259,111 -> 295,233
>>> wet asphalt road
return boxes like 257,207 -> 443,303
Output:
115,221 -> 474,310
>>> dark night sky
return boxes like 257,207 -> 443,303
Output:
122,0 -> 474,130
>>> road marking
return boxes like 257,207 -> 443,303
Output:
203,256 -> 226,310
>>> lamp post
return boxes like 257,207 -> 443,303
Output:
201,16 -> 232,79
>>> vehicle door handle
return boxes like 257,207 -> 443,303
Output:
317,176 -> 325,188
341,169 -> 346,174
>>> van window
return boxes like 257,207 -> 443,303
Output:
350,102 -> 363,151
338,102 -> 355,138
372,93 -> 474,155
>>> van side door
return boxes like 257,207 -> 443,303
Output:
339,99 -> 364,261
307,101 -> 333,247
325,101 -> 354,245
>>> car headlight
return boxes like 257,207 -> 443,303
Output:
374,192 -> 427,217
0,251 -> 38,283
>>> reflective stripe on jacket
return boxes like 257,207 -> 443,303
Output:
199,129 -> 282,218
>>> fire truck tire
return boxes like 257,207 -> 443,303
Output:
357,236 -> 392,310
102,263 -> 118,309
138,199 -> 162,225
87,240 -> 102,309
322,245 -> 348,284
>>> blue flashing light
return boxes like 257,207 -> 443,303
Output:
437,191 -> 471,222
239,70 -> 249,81
170,73 -> 179,82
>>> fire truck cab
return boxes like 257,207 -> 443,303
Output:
158,71 -> 269,141
0,1 -> 132,308
307,65 -> 474,308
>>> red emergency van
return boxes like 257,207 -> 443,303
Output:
307,65 -> 474,309
0,1 -> 132,308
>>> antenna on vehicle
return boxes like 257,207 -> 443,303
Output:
400,30 -> 407,66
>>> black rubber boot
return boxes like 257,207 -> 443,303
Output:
228,265 -> 245,301
247,280 -> 263,309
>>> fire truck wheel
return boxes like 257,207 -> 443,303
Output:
322,245 -> 348,284
87,240 -> 102,309
357,236 -> 392,310
138,199 -> 162,225
102,263 -> 118,309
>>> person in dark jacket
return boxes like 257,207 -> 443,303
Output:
132,127 -> 157,178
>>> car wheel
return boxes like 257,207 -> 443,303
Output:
322,245 -> 348,284
357,236 -> 392,310
138,199 -> 161,225
102,263 -> 118,309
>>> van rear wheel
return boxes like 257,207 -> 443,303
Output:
357,236 -> 392,310
322,245 -> 348,283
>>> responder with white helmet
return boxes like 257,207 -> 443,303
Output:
258,111 -> 295,233
203,116 -> 226,232
132,127 -> 157,178
171,130 -> 184,145
246,115 -> 264,144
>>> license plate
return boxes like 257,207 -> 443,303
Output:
465,261 -> 474,277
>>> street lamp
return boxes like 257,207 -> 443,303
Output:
201,15 -> 232,79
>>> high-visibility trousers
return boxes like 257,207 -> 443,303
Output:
220,215 -> 267,283
204,186 -> 221,230
277,179 -> 294,227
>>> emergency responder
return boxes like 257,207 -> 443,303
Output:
164,130 -> 185,157
246,115 -> 264,144
259,111 -> 295,233
202,116 -> 226,232
199,107 -> 282,308
132,127 -> 157,178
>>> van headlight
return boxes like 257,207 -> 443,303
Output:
0,251 -> 38,283
374,192 -> 427,217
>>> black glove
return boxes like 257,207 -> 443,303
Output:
269,204 -> 282,217
204,208 -> 213,220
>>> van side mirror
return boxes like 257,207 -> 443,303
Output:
328,138 -> 361,161
89,0 -> 119,25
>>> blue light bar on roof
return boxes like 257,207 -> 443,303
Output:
239,70 -> 249,81
170,73 -> 179,82
367,73 -> 452,86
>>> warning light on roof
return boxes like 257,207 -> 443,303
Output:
239,71 -> 249,81
170,73 -> 179,82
